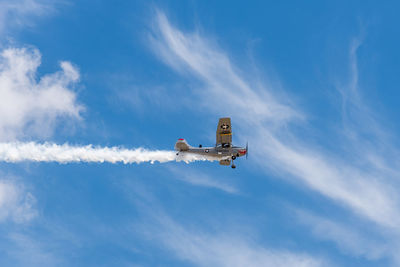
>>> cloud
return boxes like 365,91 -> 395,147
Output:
148,11 -> 400,264
0,0 -> 53,34
295,209 -> 389,261
120,177 -> 327,267
0,179 -> 37,223
0,47 -> 83,140
168,166 -> 238,194
132,196 -> 325,267
149,11 -> 400,231
141,214 -> 324,267
149,11 -> 301,126
1,232 -> 60,266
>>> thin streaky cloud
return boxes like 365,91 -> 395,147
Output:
132,195 -> 326,267
149,11 -> 400,234
295,208 -> 389,261
2,232 -> 60,266
0,178 -> 37,223
149,11 -> 302,126
168,166 -> 238,194
0,0 -> 55,34
140,214 -> 325,267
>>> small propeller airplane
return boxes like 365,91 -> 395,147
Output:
175,117 -> 247,169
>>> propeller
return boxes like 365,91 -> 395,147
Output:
246,141 -> 248,159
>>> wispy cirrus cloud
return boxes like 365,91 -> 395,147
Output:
128,185 -> 326,267
168,166 -> 238,194
0,178 -> 37,223
138,211 -> 325,267
0,232 -> 61,266
149,12 -> 301,126
149,10 -> 400,263
0,0 -> 55,35
150,10 -> 400,228
295,208 -> 389,261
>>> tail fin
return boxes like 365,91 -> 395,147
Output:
175,138 -> 190,151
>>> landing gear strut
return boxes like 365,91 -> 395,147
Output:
231,156 -> 236,169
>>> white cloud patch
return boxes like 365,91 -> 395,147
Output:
0,179 -> 37,223
0,47 -> 82,140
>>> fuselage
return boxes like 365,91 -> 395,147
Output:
175,139 -> 246,159
185,145 -> 246,159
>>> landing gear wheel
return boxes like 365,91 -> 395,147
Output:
231,164 -> 236,169
232,156 -> 236,160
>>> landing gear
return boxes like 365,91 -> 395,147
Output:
231,155 -> 236,169
231,156 -> 236,169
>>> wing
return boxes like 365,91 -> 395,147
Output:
216,117 -> 232,145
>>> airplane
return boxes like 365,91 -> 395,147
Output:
175,117 -> 247,169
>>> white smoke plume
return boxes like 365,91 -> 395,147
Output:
0,142 -> 216,164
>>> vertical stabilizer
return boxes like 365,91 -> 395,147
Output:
175,138 -> 190,151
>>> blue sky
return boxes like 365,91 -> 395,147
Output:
1,0 -> 400,266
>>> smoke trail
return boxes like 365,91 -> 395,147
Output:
0,142 -> 216,164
